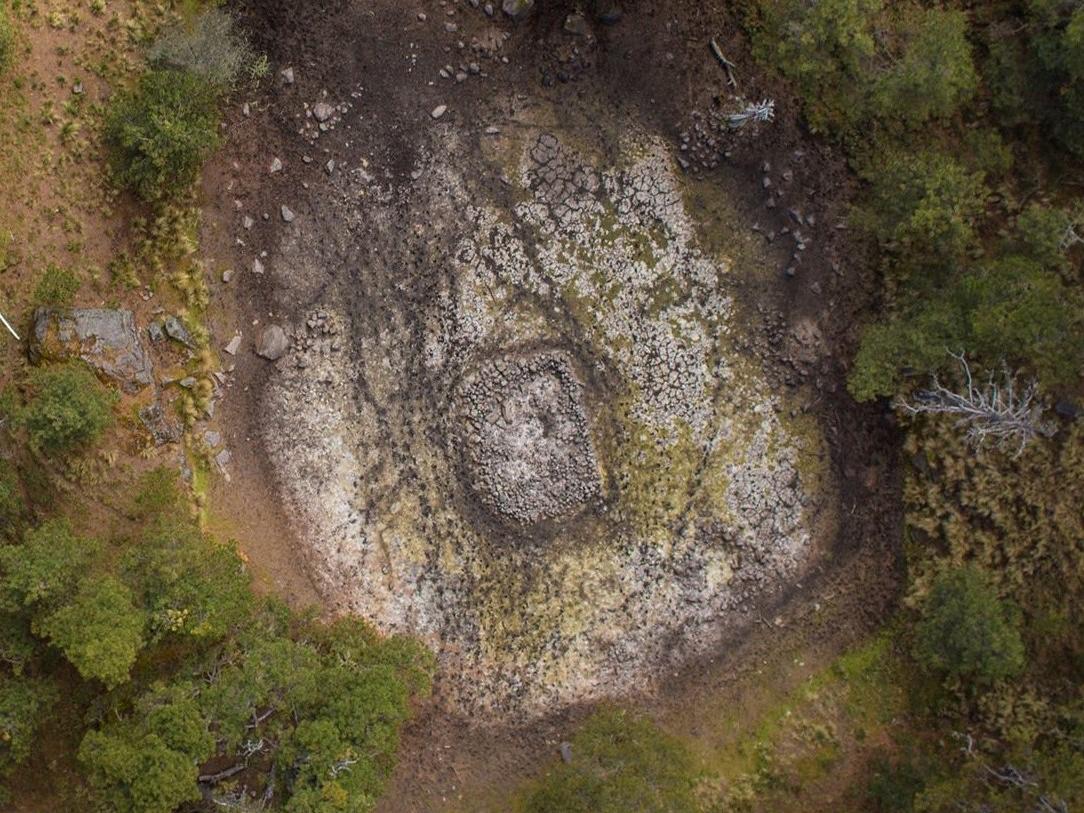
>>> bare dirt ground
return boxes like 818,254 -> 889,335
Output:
200,0 -> 903,807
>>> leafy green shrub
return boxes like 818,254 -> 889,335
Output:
104,69 -> 221,201
37,575 -> 145,688
148,8 -> 266,91
753,0 -> 880,132
123,520 -> 250,642
753,1 -> 975,133
197,610 -> 434,810
1010,204 -> 1079,272
914,566 -> 1025,686
867,6 -> 977,126
518,708 -> 699,813
32,264 -> 80,307
0,465 -> 20,536
855,150 -> 986,272
0,676 -> 57,776
79,684 -> 212,813
848,256 -> 1084,400
22,362 -> 114,454
0,519 -> 100,613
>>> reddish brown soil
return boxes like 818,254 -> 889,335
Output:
200,0 -> 903,808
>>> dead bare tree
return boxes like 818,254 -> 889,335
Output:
896,352 -> 1055,455
953,733 -> 1069,813
727,98 -> 776,129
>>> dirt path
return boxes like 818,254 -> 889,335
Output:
202,0 -> 903,807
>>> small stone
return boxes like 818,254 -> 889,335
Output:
224,334 -> 242,355
326,159 -> 336,174
242,215 -> 254,230
417,11 -> 427,20
484,2 -> 494,15
280,205 -> 296,223
762,176 -> 772,189
215,449 -> 232,469
203,430 -> 222,448
281,67 -> 295,84
242,102 -> 250,116
468,62 -> 481,75
502,0 -> 534,19
455,71 -> 468,83
563,12 -> 591,37
256,325 -> 290,361
312,101 -> 334,122
178,376 -> 197,389
222,268 -> 234,283
785,266 -> 797,278
270,157 -> 283,173
431,104 -> 448,120
485,126 -> 501,135
163,315 -> 195,348
445,21 -> 458,32
559,742 -> 573,764
252,258 -> 265,275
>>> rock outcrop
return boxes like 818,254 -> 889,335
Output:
30,308 -> 153,393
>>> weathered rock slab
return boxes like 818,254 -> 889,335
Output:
30,308 -> 154,393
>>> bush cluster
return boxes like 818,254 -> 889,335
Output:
518,708 -> 699,813
22,362 -> 114,454
0,470 -> 434,810
104,68 -> 222,202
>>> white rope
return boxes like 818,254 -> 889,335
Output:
0,311 -> 19,341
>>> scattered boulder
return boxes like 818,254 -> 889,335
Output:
256,325 -> 290,361
502,0 -> 534,19
30,308 -> 154,393
138,402 -> 180,446
312,101 -> 334,123
163,315 -> 196,349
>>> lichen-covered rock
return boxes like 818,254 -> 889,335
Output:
30,308 -> 153,393
258,120 -> 833,717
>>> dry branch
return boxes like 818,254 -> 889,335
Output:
896,352 -> 1054,455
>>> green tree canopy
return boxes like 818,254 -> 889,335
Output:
914,566 -> 1025,686
104,68 -> 221,201
0,519 -> 100,613
518,708 -> 700,813
36,576 -> 145,688
22,363 -> 114,455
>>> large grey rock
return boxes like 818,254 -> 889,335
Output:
30,308 -> 153,393
256,325 -> 290,361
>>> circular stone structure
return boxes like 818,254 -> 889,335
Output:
455,353 -> 600,525
258,119 -> 834,717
